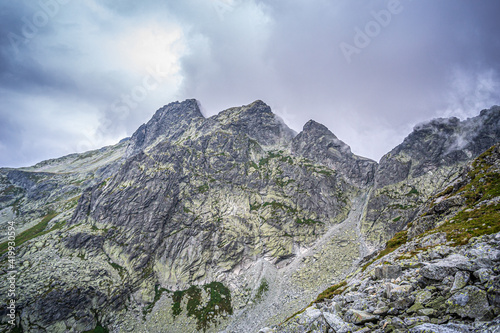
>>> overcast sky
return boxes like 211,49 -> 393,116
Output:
1,0 -> 499,167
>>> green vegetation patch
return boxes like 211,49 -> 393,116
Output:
0,211 -> 59,256
262,201 -> 297,214
361,230 -> 408,271
259,151 -> 282,166
197,184 -> 209,193
295,217 -> 322,225
425,145 -> 500,245
406,187 -> 419,196
249,202 -> 261,211
461,168 -> 500,206
388,203 -> 413,210
172,282 -> 232,331
376,230 -> 408,259
83,325 -> 109,333
254,278 -> 269,302
431,203 -> 500,246
143,285 -> 170,317
313,281 -> 347,303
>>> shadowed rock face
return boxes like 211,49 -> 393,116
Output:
291,120 -> 377,188
125,99 -> 205,157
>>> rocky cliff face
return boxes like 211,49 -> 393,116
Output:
291,120 -> 377,188
0,100 -> 499,333
362,107 -> 500,250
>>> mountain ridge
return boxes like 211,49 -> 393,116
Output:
0,99 -> 499,333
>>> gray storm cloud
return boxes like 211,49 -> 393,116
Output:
0,0 -> 499,167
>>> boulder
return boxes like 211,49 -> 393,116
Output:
410,323 -> 465,333
404,316 -> 430,327
485,275 -> 500,306
322,311 -> 357,333
418,232 -> 448,248
420,255 -> 475,281
446,286 -> 490,319
343,309 -> 378,324
451,271 -> 470,291
375,264 -> 402,280
473,268 -> 493,284
386,283 -> 413,300
415,289 -> 433,304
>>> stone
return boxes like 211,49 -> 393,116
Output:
473,268 -> 493,284
420,255 -> 475,281
474,317 -> 500,333
446,286 -> 491,319
375,265 -> 402,280
404,316 -> 430,327
393,296 -> 415,310
353,328 -> 371,333
258,328 -> 274,333
451,271 -> 470,291
418,233 -> 448,248
415,289 -> 433,304
442,323 -> 474,332
300,306 -> 322,324
408,302 -> 424,314
386,283 -> 413,301
343,309 -> 378,325
410,323 -> 463,333
373,306 -> 389,315
485,275 -> 500,306
388,307 -> 399,315
322,311 -> 357,333
417,308 -> 436,317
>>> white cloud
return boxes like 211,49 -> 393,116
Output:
439,68 -> 500,120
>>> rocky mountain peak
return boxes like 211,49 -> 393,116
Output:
376,106 -> 500,187
480,105 -> 500,117
292,119 -> 377,187
302,119 -> 335,135
208,100 -> 295,148
125,99 -> 204,157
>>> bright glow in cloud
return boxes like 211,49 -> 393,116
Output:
115,25 -> 186,74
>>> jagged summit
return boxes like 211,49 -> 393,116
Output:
292,119 -> 377,187
2,100 -> 500,333
125,99 -> 204,157
302,119 -> 333,133
208,100 -> 295,148
376,105 -> 500,187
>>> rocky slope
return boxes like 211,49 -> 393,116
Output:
270,144 -> 500,333
0,100 -> 499,333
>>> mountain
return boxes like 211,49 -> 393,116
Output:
274,144 -> 500,333
0,100 -> 499,333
